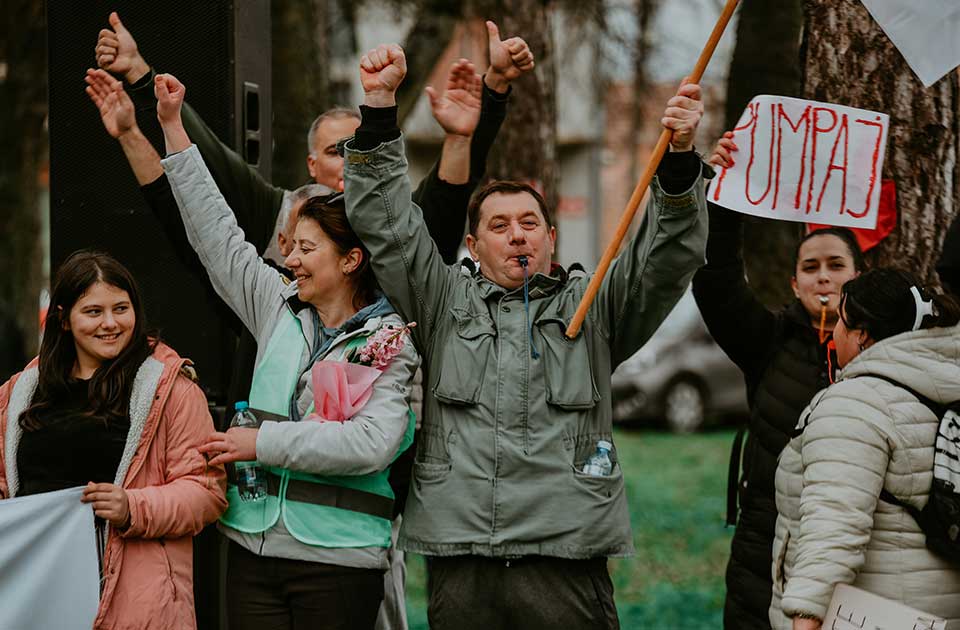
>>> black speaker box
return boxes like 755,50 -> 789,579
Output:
48,1 -> 271,407
48,5 -> 271,629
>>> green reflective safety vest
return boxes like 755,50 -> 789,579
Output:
220,309 -> 415,548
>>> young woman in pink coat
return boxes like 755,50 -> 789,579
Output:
0,250 -> 227,630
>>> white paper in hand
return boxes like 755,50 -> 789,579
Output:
710,95 -> 889,230
823,583 -> 948,630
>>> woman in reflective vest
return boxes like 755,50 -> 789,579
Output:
158,78 -> 418,629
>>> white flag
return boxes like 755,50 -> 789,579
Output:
0,487 -> 100,630
860,0 -> 960,87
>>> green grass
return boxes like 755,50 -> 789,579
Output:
404,427 -> 735,629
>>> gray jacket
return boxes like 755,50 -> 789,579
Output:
163,145 -> 419,569
343,135 -> 707,559
770,325 -> 960,626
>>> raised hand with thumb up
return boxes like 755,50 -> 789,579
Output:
95,12 -> 150,84
484,21 -> 535,93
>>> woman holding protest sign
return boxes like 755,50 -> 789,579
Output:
154,70 -> 420,630
770,268 -> 960,629
693,131 -> 865,629
0,250 -> 227,630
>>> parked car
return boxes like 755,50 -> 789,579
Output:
611,290 -> 748,432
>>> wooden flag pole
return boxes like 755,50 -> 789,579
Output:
565,0 -> 741,339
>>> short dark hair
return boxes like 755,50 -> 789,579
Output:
467,181 -> 554,236
21,251 -> 155,431
840,268 -> 960,342
794,227 -> 866,272
297,194 -> 379,310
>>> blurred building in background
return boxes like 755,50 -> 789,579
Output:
352,0 -> 734,268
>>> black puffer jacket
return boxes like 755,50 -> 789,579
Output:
692,203 -> 832,630
937,212 -> 960,295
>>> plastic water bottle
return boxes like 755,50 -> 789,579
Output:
582,440 -> 614,476
230,401 -> 268,502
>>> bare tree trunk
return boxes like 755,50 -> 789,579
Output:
0,0 -> 46,358
397,0 -> 460,124
628,0 -> 658,181
724,0 -> 804,308
802,0 -> 960,285
271,0 -> 332,189
485,1 -> 559,214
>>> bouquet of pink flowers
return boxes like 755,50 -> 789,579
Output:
308,322 -> 416,423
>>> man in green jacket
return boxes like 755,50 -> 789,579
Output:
344,44 -> 709,629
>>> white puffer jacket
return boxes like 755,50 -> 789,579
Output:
769,324 -> 960,628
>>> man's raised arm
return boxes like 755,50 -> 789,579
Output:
411,21 -> 534,264
85,68 -> 162,186
96,12 -> 283,252
343,45 -> 459,349
592,82 -> 709,368
84,68 -> 218,281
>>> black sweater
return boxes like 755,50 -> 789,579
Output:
18,379 -> 128,496
937,213 -> 960,295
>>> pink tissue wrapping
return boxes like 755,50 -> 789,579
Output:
307,360 -> 382,423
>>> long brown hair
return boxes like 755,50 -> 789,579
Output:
20,251 -> 155,430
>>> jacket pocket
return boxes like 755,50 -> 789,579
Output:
536,317 -> 599,409
413,461 -> 452,486
433,307 -> 496,405
413,426 -> 455,489
158,539 -> 178,602
572,462 -> 624,499
416,424 -> 456,464
566,433 -> 619,472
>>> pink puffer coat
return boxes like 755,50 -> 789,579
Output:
0,343 -> 227,629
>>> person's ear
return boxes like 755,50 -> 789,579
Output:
791,276 -> 800,299
342,248 -> 363,275
465,233 -> 480,261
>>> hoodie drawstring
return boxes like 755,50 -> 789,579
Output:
519,256 -> 540,360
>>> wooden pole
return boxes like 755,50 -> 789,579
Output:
565,0 -> 741,339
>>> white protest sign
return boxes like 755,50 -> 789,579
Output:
0,487 -> 100,630
823,583 -> 950,630
860,0 -> 960,88
711,95 -> 889,230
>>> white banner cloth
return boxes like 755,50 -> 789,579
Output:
710,95 -> 889,230
860,0 -> 960,88
0,487 -> 100,630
